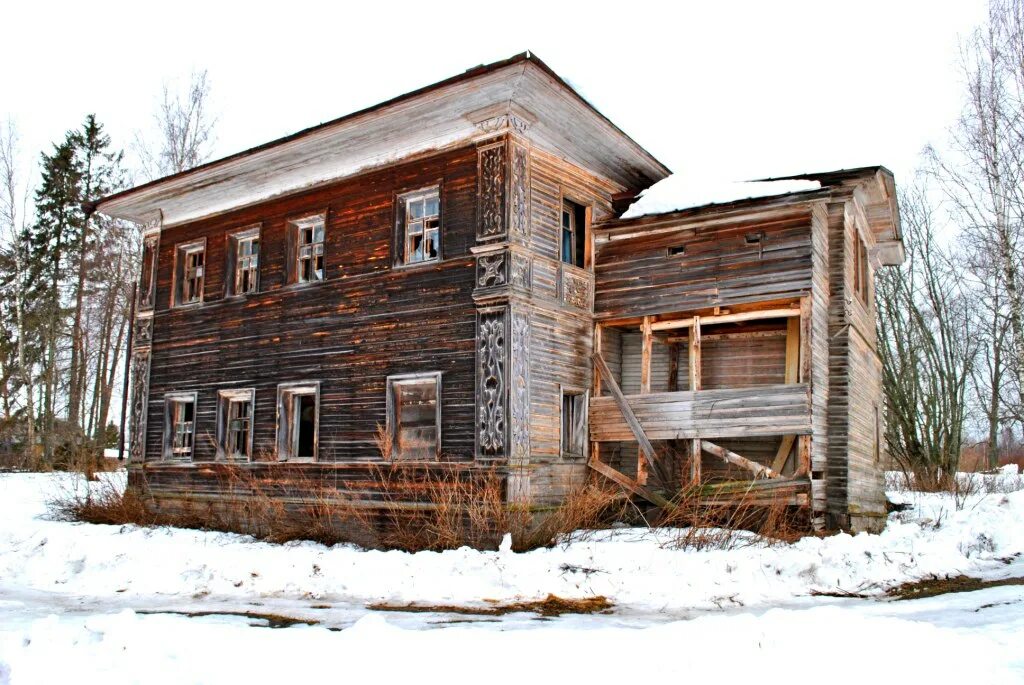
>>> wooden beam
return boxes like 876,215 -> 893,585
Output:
667,343 -> 679,393
637,316 -> 653,485
771,435 -> 795,474
688,316 -> 702,392
690,438 -> 702,484
593,324 -> 603,397
701,440 -> 777,479
588,458 -> 672,509
785,316 -> 800,384
651,307 -> 801,332
797,435 -> 811,476
592,353 -> 658,473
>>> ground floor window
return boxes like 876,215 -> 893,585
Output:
217,389 -> 254,460
386,372 -> 441,460
277,383 -> 319,460
561,389 -> 587,458
164,392 -> 197,459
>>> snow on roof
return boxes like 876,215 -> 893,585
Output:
621,175 -> 822,220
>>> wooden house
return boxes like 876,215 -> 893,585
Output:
95,53 -> 904,535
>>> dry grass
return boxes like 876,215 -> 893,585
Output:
369,594 -> 613,617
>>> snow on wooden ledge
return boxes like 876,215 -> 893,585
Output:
621,175 -> 822,219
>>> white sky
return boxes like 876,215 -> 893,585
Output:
1,0 -> 988,194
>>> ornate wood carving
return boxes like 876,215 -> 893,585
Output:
477,309 -> 507,457
510,310 -> 530,465
475,114 -> 531,135
476,253 -> 507,289
478,143 -> 506,241
134,316 -> 154,348
510,143 -> 530,237
562,269 -> 592,310
510,253 -> 532,291
129,350 -> 151,463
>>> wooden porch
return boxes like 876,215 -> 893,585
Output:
588,299 -> 813,509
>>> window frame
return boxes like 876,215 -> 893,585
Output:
559,195 -> 591,270
853,230 -> 870,304
275,381 -> 320,462
286,212 -> 327,286
386,372 -> 442,461
216,388 -> 255,461
226,225 -> 261,298
394,185 -> 442,267
163,391 -> 198,460
171,238 -> 207,308
559,386 -> 588,460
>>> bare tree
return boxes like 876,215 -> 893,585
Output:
0,119 -> 36,459
877,181 -> 978,487
134,70 -> 217,180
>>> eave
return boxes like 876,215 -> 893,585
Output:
95,52 -> 670,228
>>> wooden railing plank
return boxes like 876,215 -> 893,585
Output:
592,352 -> 658,473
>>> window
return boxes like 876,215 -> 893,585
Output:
561,199 -> 587,268
561,389 -> 587,458
277,383 -> 319,460
173,240 -> 206,306
387,373 -> 441,460
288,214 -> 325,284
217,389 -> 254,460
854,234 -> 870,303
227,226 -> 260,296
138,234 -> 158,310
164,392 -> 197,459
397,187 -> 440,265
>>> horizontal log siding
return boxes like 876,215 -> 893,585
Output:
523,149 -> 616,504
144,144 -> 480,465
593,209 -> 814,320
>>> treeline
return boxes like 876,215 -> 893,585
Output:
880,0 -> 1024,482
0,72 -> 214,468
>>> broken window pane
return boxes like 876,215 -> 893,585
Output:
389,375 -> 440,460
561,391 -> 586,457
401,189 -> 440,264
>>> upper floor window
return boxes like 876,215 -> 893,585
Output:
386,373 -> 441,460
173,239 -> 206,307
397,187 -> 440,265
227,226 -> 260,296
288,214 -> 325,284
217,388 -> 254,460
164,392 -> 197,459
854,234 -> 870,303
138,233 -> 158,310
561,199 -> 587,268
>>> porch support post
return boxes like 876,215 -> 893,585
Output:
637,316 -> 652,485
688,316 -> 702,483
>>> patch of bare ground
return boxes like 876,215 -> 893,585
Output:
369,594 -> 613,617
888,574 -> 1024,601
136,609 -> 319,629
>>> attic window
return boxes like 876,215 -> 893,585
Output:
667,245 -> 686,256
744,232 -> 763,245
173,240 -> 206,307
397,187 -> 441,265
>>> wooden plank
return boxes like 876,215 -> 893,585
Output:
588,458 -> 672,509
689,315 -> 702,392
637,317 -> 652,485
651,307 -> 801,332
690,438 -> 701,484
771,435 -> 796,474
592,352 -> 658,473
701,439 -> 777,479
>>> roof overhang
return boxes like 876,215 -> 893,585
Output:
760,166 -> 904,265
96,53 -> 670,228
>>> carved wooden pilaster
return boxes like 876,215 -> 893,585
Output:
478,142 -> 507,241
129,348 -> 151,463
509,141 -> 530,240
510,309 -> 530,466
476,307 -> 508,460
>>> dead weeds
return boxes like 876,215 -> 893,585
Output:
369,594 -> 613,617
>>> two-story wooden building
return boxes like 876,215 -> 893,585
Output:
96,53 -> 903,534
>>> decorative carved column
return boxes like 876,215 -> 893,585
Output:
129,217 -> 160,463
472,133 -> 532,501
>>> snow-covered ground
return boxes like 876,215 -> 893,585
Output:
1,470 -> 1023,684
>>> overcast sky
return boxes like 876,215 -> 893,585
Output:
2,0 -> 988,192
